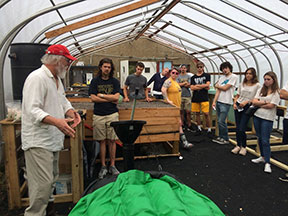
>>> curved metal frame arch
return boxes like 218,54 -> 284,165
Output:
0,0 -> 10,8
54,13 -> 157,49
170,12 -> 260,75
150,33 -> 222,77
32,0 -> 135,43
206,38 -> 288,57
68,27 -> 145,55
220,0 -> 284,86
74,35 -> 136,58
150,32 -> 220,74
41,3 -> 168,44
0,0 -> 84,120
181,2 -> 272,74
158,20 -> 248,74
61,23 -> 145,54
160,28 -> 227,62
181,1 -> 274,73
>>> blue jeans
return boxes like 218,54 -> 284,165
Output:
216,102 -> 231,141
234,104 -> 251,147
283,118 -> 288,145
253,116 -> 273,163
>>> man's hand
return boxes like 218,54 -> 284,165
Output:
55,118 -> 76,138
70,112 -> 81,128
65,110 -> 81,128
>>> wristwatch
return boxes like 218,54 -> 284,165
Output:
100,94 -> 104,98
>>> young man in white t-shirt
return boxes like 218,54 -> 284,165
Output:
212,62 -> 238,145
279,80 -> 288,181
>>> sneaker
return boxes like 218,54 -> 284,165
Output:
251,157 -> 265,164
264,163 -> 272,173
213,137 -> 229,145
212,137 -> 221,143
239,147 -> 247,156
279,173 -> 288,182
109,166 -> 120,175
98,166 -> 108,179
222,139 -> 230,144
231,146 -> 240,154
184,142 -> 194,149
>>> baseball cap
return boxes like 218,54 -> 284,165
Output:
46,44 -> 77,61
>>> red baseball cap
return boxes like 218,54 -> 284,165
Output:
46,44 -> 77,61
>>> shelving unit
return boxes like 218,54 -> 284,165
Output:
69,65 -> 98,86
0,119 -> 84,210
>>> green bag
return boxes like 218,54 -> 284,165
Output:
69,170 -> 224,216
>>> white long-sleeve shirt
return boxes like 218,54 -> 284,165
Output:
21,65 -> 73,151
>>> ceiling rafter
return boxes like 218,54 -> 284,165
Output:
45,0 -> 161,38
47,6 -> 163,45
148,21 -> 172,38
134,0 -> 180,40
74,35 -> 135,58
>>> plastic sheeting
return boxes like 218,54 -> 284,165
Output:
69,170 -> 224,216
1,0 -> 288,101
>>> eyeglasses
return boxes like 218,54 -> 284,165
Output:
64,58 -> 72,64
171,72 -> 179,75
197,66 -> 203,68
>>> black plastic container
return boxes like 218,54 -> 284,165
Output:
111,120 -> 146,171
9,43 -> 50,100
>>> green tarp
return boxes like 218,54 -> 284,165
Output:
69,170 -> 224,216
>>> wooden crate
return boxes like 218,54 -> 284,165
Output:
118,106 -> 180,154
70,99 -> 180,155
0,119 -> 83,210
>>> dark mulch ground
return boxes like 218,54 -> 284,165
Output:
1,130 -> 288,215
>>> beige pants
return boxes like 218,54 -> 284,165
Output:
93,112 -> 119,140
181,97 -> 192,111
24,148 -> 59,216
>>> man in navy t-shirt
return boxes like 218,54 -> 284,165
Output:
89,58 -> 120,179
147,67 -> 169,99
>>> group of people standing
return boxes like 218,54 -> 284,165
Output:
211,62 -> 288,175
20,43 -> 288,215
148,62 -> 213,143
149,60 -> 288,175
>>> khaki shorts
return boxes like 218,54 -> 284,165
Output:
192,101 -> 209,113
93,112 -> 119,141
181,97 -> 192,111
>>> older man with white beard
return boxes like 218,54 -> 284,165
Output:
21,44 -> 81,216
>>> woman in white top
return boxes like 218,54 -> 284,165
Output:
231,68 -> 261,155
251,72 -> 280,173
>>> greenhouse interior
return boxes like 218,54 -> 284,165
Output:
0,0 -> 288,215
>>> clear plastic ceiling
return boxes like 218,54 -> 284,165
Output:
1,0 -> 288,105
